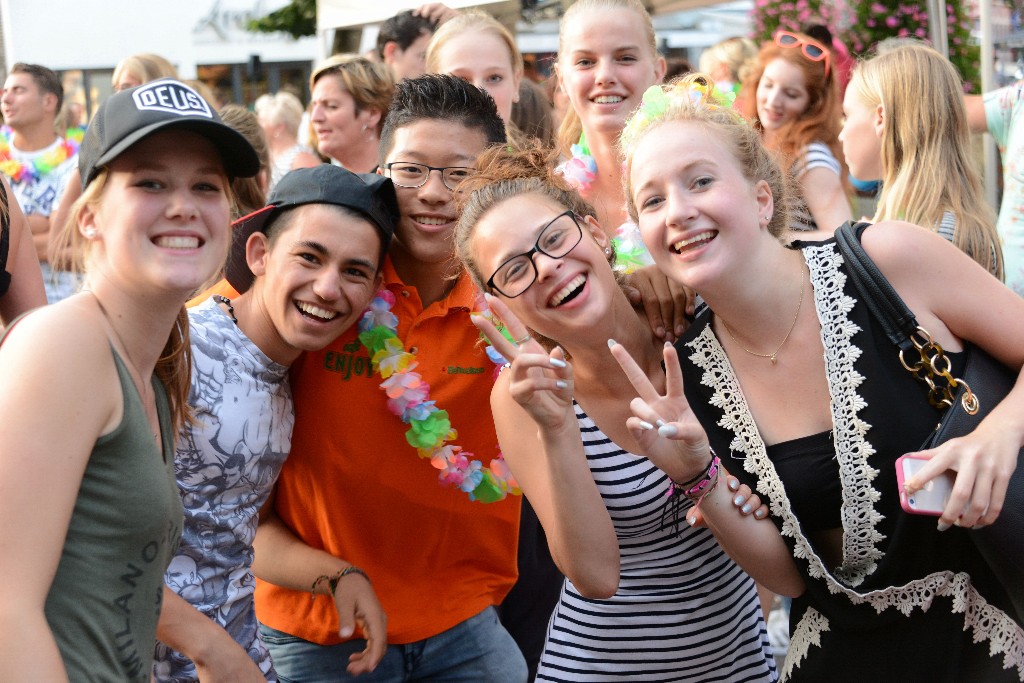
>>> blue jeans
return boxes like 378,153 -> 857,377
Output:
260,606 -> 527,683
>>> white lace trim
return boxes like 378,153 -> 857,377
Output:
685,242 -> 1024,678
781,607 -> 829,682
804,243 -> 884,584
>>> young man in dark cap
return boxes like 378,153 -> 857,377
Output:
154,165 -> 395,682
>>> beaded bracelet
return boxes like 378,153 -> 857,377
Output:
311,566 -> 371,600
668,451 -> 720,501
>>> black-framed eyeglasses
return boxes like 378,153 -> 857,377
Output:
383,162 -> 476,191
486,210 -> 584,298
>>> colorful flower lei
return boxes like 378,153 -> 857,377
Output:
0,126 -> 79,185
557,131 -> 597,195
358,289 -> 521,503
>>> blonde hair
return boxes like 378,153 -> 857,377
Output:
425,9 -> 524,83
53,171 -> 210,433
698,37 -> 758,84
310,54 -> 395,137
851,45 -> 1002,278
620,74 -> 794,239
555,0 -> 660,156
254,91 -> 306,135
112,53 -> 178,89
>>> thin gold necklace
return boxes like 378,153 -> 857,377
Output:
719,266 -> 806,365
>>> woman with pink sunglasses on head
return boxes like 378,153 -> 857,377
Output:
740,31 -> 851,236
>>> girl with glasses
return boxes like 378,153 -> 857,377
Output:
617,75 -> 1024,681
740,31 -> 851,235
454,146 -> 779,682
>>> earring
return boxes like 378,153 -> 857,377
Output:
84,228 -> 97,239
604,247 -> 611,256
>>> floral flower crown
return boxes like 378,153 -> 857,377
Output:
619,76 -> 739,156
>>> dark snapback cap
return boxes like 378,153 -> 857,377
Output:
224,164 -> 399,293
79,78 -> 260,189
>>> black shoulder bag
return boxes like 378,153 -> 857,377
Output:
835,221 -> 1023,623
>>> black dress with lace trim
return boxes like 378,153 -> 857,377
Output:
677,238 -> 1022,682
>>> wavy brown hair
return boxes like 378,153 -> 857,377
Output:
455,144 -> 616,292
739,36 -> 844,178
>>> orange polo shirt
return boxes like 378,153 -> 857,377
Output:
254,257 -> 520,644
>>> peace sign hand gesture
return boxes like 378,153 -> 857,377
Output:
472,293 -> 575,431
607,339 -> 714,483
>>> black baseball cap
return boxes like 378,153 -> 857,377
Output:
79,78 -> 260,189
225,164 -> 398,293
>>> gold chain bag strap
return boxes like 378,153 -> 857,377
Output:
835,221 -> 1023,624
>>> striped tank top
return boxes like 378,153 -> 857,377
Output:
535,402 -> 778,682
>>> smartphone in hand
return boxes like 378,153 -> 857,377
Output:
896,454 -> 954,516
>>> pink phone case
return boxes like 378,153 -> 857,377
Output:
896,454 -> 953,516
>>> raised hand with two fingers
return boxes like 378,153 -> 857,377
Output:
606,339 -> 714,484
472,293 -> 574,431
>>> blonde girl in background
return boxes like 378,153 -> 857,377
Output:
840,44 -> 1002,278
425,10 -> 524,126
254,91 -> 320,192
698,36 -> 758,104
556,0 -> 692,343
740,32 -> 851,234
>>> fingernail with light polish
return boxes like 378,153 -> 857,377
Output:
754,509 -> 767,519
937,521 -> 951,532
638,421 -> 654,431
733,494 -> 744,506
549,358 -> 567,368
728,478 -> 739,491
741,503 -> 752,514
658,424 -> 678,438
555,380 -> 568,389
607,339 -> 617,348
655,419 -> 666,427
686,516 -> 696,527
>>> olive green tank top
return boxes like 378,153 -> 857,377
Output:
44,348 -> 183,681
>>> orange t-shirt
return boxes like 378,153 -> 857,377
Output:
188,280 -> 238,308
254,258 -> 520,644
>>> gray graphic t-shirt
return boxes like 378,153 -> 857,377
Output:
153,297 -> 293,682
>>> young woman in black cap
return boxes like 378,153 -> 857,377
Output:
0,79 -> 259,681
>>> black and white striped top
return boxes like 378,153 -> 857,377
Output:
790,142 -> 843,233
534,402 -> 778,682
